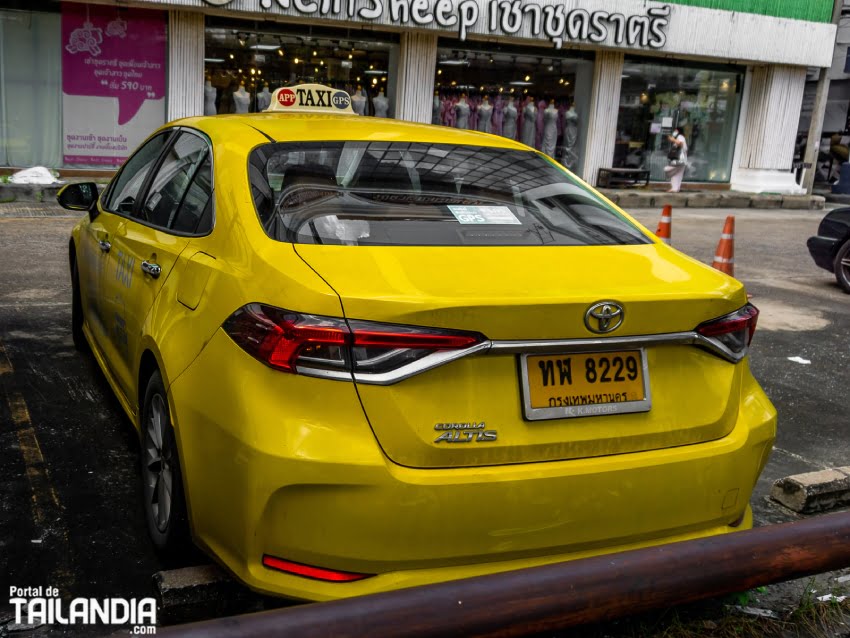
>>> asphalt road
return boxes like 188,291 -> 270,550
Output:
0,203 -> 847,634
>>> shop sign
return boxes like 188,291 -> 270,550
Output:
61,5 -> 166,166
201,0 -> 671,49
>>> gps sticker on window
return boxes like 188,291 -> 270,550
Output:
448,205 -> 521,225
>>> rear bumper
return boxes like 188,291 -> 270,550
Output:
170,329 -> 776,602
807,235 -> 840,272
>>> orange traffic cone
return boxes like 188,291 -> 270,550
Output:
712,215 -> 735,277
655,205 -> 672,244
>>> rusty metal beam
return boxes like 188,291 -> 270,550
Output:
160,511 -> 850,638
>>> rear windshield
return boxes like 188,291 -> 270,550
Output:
248,141 -> 651,247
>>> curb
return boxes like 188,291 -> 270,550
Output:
598,189 -> 825,211
770,467 -> 850,514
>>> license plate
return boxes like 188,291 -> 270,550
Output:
520,350 -> 651,421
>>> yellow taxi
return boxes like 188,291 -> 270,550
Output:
58,84 -> 776,601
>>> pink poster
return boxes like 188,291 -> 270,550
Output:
62,3 -> 166,166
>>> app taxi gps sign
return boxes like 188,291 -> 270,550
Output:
267,84 -> 354,114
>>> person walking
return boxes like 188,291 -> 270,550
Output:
664,128 -> 688,192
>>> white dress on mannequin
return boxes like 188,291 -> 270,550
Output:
502,99 -> 518,140
432,95 -> 442,125
352,89 -> 367,115
232,85 -> 251,114
477,99 -> 493,133
372,91 -> 389,118
455,98 -> 470,129
521,101 -> 537,148
562,107 -> 579,169
256,85 -> 271,112
541,104 -> 558,157
204,81 -> 217,116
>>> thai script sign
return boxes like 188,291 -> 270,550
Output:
62,4 -> 166,166
201,0 -> 671,49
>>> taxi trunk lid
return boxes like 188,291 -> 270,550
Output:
295,243 -> 749,469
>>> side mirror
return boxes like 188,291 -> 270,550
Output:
57,182 -> 99,220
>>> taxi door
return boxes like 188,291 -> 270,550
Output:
103,131 -> 209,402
76,205 -> 126,354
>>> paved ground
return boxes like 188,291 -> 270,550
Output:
0,203 -> 847,635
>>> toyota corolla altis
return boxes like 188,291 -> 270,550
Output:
58,84 -> 776,601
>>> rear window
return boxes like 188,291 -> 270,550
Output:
248,141 -> 651,247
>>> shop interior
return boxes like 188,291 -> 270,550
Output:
615,58 -> 744,183
204,19 -> 398,117
432,43 -> 594,172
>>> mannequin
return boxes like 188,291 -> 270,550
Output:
477,96 -> 493,133
352,86 -> 367,115
502,96 -> 518,140
563,104 -> 579,169
232,83 -> 251,114
454,94 -> 470,129
521,97 -> 537,148
204,80 -> 217,116
541,99 -> 558,157
256,83 -> 272,112
372,90 -> 389,118
432,91 -> 442,125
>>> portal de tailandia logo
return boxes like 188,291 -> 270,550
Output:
9,586 -> 157,633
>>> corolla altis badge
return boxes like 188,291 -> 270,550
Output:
584,301 -> 624,334
434,422 -> 497,443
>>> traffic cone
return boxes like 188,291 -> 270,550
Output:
655,205 -> 672,244
712,215 -> 735,277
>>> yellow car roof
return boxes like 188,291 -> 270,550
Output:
180,113 -> 531,152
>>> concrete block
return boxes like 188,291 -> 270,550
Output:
652,193 -> 689,209
810,195 -> 826,210
685,192 -> 723,208
617,191 -> 654,210
750,194 -> 783,209
770,467 -> 850,514
720,192 -> 752,209
782,195 -> 816,210
153,564 -> 263,624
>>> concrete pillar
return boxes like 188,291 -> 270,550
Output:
731,64 -> 807,193
394,32 -> 438,124
167,11 -> 205,121
581,50 -> 624,186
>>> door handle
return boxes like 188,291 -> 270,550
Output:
98,240 -> 111,253
141,260 -> 162,279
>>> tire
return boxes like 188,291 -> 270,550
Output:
141,371 -> 189,553
70,259 -> 86,351
834,239 -> 850,294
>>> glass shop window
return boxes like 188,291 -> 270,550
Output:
615,59 -> 744,183
432,43 -> 594,176
204,18 -> 399,119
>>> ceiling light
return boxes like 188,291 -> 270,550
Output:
438,59 -> 469,66
250,44 -> 281,51
228,53 -> 235,60
348,53 -> 353,59
204,57 -> 225,63
294,57 -> 300,64
364,69 -> 386,75
524,75 -> 530,81
509,80 -> 533,86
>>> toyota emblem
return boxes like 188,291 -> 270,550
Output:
584,301 -> 624,334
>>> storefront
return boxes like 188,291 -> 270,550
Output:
0,0 -> 837,193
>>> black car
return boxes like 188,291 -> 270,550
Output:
808,207 -> 850,293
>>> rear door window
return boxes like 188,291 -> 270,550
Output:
104,132 -> 171,215
247,141 -> 651,247
138,132 -> 209,230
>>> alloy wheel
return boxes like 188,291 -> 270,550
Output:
144,394 -> 173,533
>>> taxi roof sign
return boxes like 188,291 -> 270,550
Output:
266,84 -> 354,115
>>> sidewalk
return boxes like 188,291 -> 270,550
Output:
600,189 -> 825,210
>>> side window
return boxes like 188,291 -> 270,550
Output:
171,156 -> 213,235
139,132 -> 209,229
105,133 -> 170,215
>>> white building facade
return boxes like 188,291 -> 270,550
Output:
0,0 -> 838,192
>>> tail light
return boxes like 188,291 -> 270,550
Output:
695,303 -> 759,358
224,303 -> 486,378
